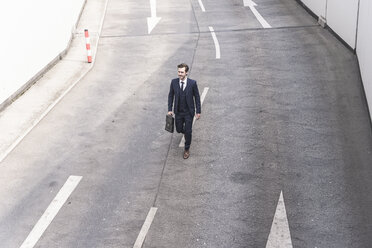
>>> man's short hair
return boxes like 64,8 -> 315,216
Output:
177,63 -> 189,72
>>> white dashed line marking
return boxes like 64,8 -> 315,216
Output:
133,207 -> 158,248
198,0 -> 206,12
209,27 -> 221,59
20,176 -> 82,248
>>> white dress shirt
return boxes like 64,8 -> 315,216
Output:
179,77 -> 187,91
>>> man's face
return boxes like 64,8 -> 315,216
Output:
178,67 -> 187,81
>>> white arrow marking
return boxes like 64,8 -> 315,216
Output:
179,87 -> 209,147
243,0 -> 271,28
266,191 -> 293,248
147,0 -> 161,34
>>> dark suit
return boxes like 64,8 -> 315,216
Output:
168,78 -> 201,150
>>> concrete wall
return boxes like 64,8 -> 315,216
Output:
298,0 -> 372,118
0,0 -> 85,108
326,0 -> 359,48
301,0 -> 326,18
357,0 -> 372,115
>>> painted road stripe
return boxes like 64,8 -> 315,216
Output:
209,27 -> 221,59
20,176 -> 82,248
198,0 -> 206,12
179,87 -> 209,147
243,0 -> 271,28
266,191 -> 293,248
133,207 -> 158,248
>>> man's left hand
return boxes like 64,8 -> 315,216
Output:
195,113 -> 201,120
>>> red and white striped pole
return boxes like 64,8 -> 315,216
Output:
84,29 -> 92,63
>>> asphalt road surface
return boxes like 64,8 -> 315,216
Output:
1,0 -> 372,247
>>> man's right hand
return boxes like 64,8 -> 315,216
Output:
168,111 -> 173,116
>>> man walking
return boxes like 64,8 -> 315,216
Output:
168,63 -> 201,159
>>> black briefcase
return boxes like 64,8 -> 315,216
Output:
165,114 -> 174,133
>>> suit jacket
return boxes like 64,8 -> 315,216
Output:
168,78 -> 201,116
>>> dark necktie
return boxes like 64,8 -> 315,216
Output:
180,82 -> 184,91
